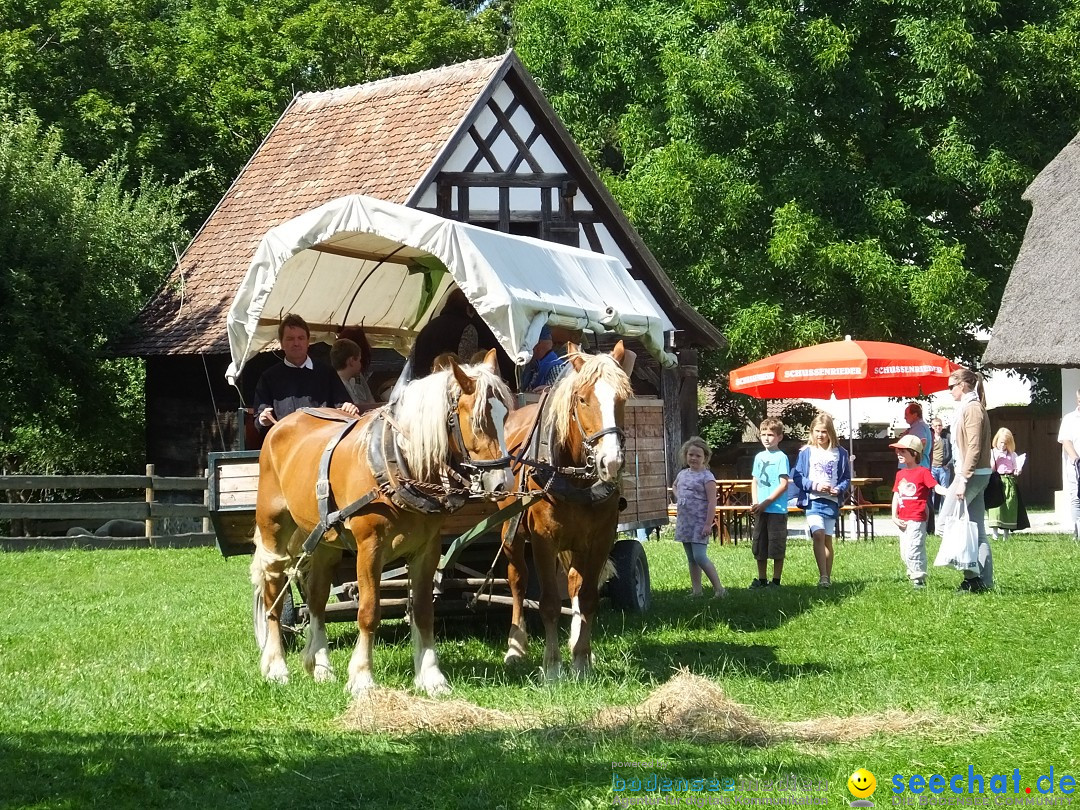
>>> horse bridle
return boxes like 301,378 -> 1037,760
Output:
570,400 -> 625,471
447,398 -> 512,483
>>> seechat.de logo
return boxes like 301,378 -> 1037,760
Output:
848,768 -> 877,807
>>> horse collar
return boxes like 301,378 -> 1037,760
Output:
366,413 -> 452,514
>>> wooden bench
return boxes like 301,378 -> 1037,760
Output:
839,503 -> 891,541
668,501 -> 894,544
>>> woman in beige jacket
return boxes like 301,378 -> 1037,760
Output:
940,366 -> 994,592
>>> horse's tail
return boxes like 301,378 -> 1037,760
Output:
557,550 -> 616,587
250,527 -> 291,592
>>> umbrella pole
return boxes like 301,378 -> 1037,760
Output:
848,391 -> 856,540
848,397 -> 855,475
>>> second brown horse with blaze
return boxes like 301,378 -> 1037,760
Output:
501,342 -> 633,679
251,351 -> 513,696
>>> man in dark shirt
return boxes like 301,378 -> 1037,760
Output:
411,288 -> 515,382
254,314 -> 359,433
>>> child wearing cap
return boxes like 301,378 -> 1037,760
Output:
891,434 -> 949,588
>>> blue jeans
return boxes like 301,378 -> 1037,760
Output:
1066,459 -> 1080,538
940,472 -> 993,588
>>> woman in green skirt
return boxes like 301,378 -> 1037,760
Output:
988,428 -> 1022,539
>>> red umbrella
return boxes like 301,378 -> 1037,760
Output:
729,338 -> 960,480
729,337 -> 959,400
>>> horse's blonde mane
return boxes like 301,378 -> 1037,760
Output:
358,361 -> 513,481
545,351 -> 633,447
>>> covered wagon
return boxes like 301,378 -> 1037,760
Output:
208,194 -> 683,640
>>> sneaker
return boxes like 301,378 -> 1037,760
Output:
768,579 -> 781,587
748,578 -> 767,590
818,576 -> 832,589
912,578 -> 926,590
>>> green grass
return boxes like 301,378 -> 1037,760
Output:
2,532 -> 1079,808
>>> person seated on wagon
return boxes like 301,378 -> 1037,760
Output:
254,313 -> 359,433
411,288 -> 515,382
520,325 -> 568,392
330,336 -> 377,410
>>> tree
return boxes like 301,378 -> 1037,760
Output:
512,0 -> 1080,386
0,112 -> 189,473
0,0 -> 508,226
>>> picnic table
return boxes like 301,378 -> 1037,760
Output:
668,476 -> 886,544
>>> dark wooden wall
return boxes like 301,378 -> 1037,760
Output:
145,355 -> 243,477
989,407 -> 1062,506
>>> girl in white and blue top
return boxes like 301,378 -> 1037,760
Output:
792,413 -> 851,589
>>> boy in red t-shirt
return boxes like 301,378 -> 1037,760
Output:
891,435 -> 949,589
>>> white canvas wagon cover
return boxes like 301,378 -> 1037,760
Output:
226,194 -> 678,382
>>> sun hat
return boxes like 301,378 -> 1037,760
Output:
889,434 -> 924,458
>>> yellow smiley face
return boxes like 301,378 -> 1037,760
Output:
847,768 -> 877,798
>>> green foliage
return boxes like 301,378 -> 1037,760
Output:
0,0 -> 507,224
778,401 -> 818,442
0,111 -> 188,473
513,0 -> 1080,385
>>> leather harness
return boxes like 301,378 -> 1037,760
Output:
297,404 -> 482,556
517,395 -> 623,506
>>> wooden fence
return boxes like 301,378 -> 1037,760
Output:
0,465 -> 214,550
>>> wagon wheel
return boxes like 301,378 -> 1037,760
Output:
253,586 -> 300,651
607,539 -> 651,613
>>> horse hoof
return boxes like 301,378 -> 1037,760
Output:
312,664 -> 336,683
504,649 -> 527,667
415,675 -> 451,697
263,660 -> 289,685
543,666 -> 562,683
346,674 -> 376,697
571,653 -> 595,678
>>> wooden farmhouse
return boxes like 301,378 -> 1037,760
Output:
119,51 -> 724,509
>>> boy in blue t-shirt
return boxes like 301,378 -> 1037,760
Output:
750,417 -> 791,588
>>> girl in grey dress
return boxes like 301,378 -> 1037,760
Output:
673,437 -> 727,598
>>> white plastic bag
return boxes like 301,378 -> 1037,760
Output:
934,500 -> 980,572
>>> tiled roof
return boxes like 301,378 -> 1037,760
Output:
122,55 -> 505,356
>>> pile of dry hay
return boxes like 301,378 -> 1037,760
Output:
340,669 -> 942,744
341,687 -> 534,734
588,669 -> 939,745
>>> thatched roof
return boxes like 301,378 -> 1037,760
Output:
984,132 -> 1080,367
119,52 -> 723,358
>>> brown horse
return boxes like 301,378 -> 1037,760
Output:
251,350 -> 514,696
501,342 -> 633,679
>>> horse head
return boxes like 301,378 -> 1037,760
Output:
550,341 -> 634,483
447,349 -> 515,496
